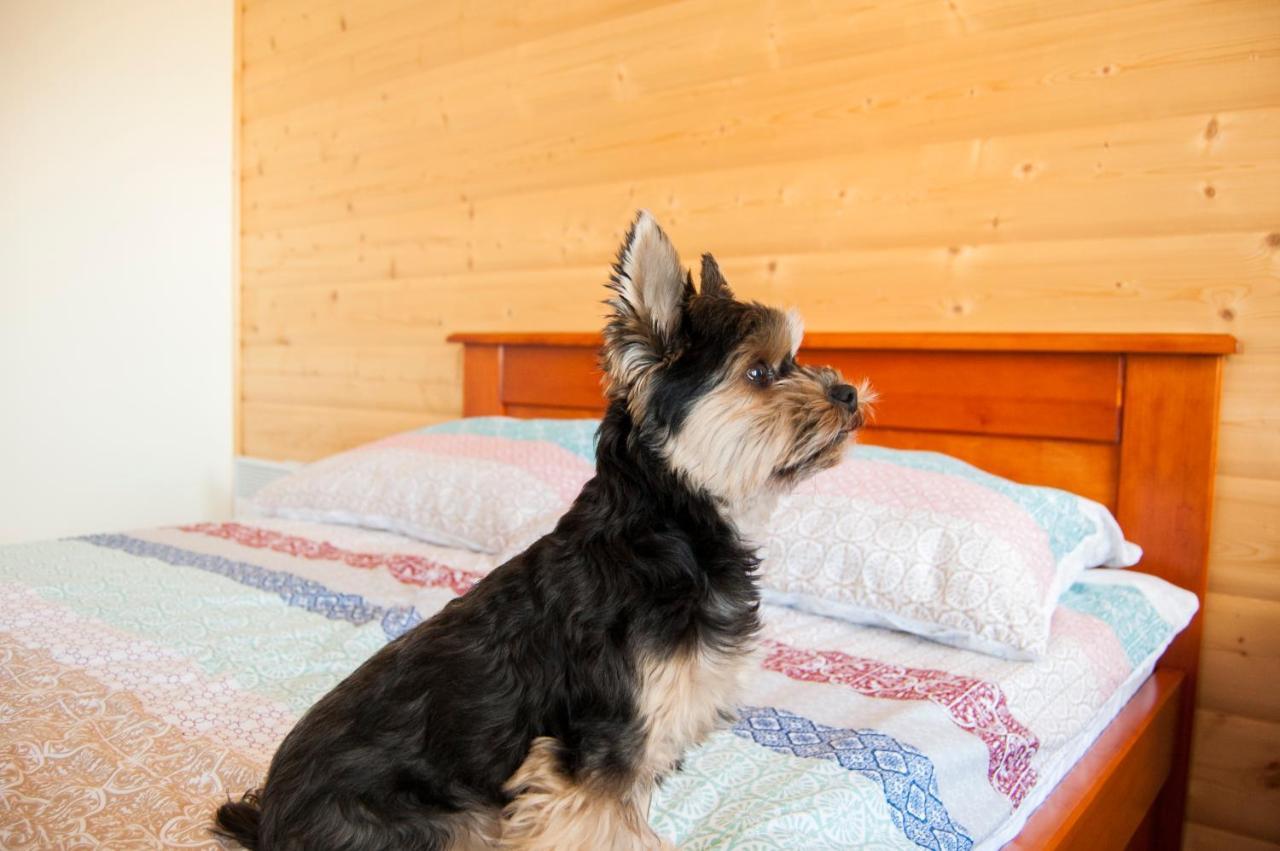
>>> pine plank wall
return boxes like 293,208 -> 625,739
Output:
237,1 -> 1280,845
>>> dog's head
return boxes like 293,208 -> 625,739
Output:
603,211 -> 870,508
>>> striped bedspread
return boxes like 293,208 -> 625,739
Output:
0,519 -> 1195,849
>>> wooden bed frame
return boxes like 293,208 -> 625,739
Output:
448,330 -> 1237,851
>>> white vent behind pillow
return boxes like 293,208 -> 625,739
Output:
235,456 -> 300,499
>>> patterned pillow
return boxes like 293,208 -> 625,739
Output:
250,418 -> 598,554
759,445 -> 1141,660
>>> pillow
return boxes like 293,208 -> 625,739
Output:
249,418 -> 598,554
759,445 -> 1141,660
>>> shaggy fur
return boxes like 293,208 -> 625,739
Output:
213,212 -> 865,850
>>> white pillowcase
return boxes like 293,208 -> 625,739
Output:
759,445 -> 1141,660
250,418 -> 598,554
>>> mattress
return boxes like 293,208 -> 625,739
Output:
0,519 -> 1196,850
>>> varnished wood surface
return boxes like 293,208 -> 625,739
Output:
467,335 -> 1131,505
448,331 -> 1239,354
1187,708 -> 1280,845
861,429 -> 1119,508
1116,355 -> 1226,847
495,339 -> 1130,440
240,1 -> 1279,843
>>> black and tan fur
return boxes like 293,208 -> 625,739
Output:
213,212 -> 866,850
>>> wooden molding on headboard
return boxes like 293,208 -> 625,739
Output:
1114,352 -> 1226,846
447,331 -> 1239,354
448,331 -> 1235,507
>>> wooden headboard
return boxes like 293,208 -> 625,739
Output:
449,330 -> 1235,845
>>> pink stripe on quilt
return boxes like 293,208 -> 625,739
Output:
372,434 -> 594,502
1050,607 -> 1131,697
762,639 -> 1040,806
800,459 -> 1056,592
180,523 -> 483,595
0,584 -> 296,755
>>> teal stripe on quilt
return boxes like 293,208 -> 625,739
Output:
82,533 -> 423,639
0,539 -> 387,712
651,729 -> 919,851
851,445 -> 1097,560
423,417 -> 600,460
1059,582 -> 1170,666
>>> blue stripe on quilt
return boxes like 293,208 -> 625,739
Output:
1059,582 -> 1168,666
78,534 -> 423,640
736,706 -> 973,851
423,416 -> 600,460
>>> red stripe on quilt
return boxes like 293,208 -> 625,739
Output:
762,640 -> 1039,806
179,522 -> 482,596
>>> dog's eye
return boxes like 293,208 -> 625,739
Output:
746,363 -> 774,386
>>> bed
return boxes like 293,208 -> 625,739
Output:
0,331 -> 1234,849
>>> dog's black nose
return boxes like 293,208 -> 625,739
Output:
828,383 -> 858,411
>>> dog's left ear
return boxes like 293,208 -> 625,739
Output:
604,211 -> 689,393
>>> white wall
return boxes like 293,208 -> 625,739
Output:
0,1 -> 234,543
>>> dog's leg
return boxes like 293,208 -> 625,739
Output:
499,737 -> 673,851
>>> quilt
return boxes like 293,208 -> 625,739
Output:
0,519 -> 1196,849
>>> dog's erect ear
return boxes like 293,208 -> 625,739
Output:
699,254 -> 734,300
611,211 -> 685,338
604,211 -> 688,394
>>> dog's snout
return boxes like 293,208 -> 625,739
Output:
828,383 -> 858,411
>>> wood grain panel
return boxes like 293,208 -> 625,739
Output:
1116,354 -> 1225,848
241,401 -> 441,461
809,350 -> 1123,441
242,0 -> 1123,115
1187,709 -> 1280,843
505,404 -> 604,420
497,340 -> 1125,440
242,1 -> 1278,207
1199,592 -> 1280,720
242,107 -> 1280,235
241,1 -> 1280,843
1118,356 -> 1223,602
460,344 -> 501,418
860,429 -> 1118,507
243,0 -> 668,118
1219,354 -> 1280,481
1208,475 -> 1280,602
471,334 -> 1123,502
241,343 -> 461,411
1185,822 -> 1280,851
500,345 -> 599,410
451,331 -> 1237,354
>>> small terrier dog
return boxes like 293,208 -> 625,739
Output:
214,212 -> 865,850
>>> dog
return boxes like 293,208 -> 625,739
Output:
213,211 -> 866,850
